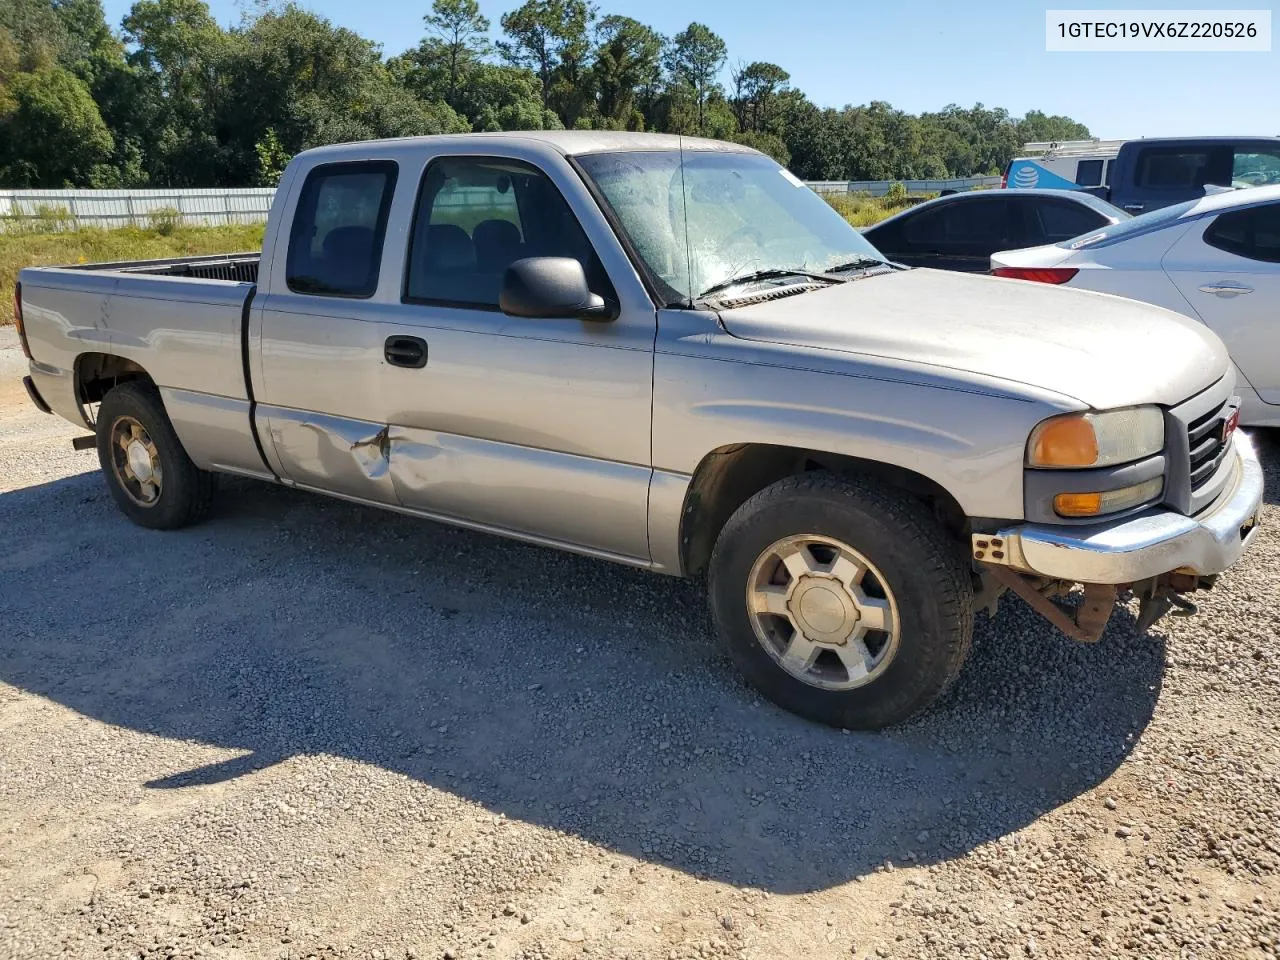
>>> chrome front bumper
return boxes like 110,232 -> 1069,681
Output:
974,431 -> 1264,585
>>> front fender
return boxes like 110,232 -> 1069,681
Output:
652,343 -> 1067,523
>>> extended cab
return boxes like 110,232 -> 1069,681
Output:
15,132 -> 1265,729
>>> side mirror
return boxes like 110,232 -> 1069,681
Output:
499,257 -> 616,321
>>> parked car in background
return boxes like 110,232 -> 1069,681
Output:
1005,136 -> 1280,214
15,132 -> 1264,730
991,185 -> 1280,427
863,189 -> 1127,272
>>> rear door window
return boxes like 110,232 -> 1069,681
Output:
1204,203 -> 1280,263
1026,199 -> 1108,244
286,162 -> 398,298
902,198 -> 1012,254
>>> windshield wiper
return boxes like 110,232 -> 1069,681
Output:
696,268 -> 840,301
823,256 -> 898,274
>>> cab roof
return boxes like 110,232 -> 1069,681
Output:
297,130 -> 760,161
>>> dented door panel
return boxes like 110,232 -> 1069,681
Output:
255,295 -> 393,501
259,405 -> 398,504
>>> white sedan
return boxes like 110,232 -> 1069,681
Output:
990,185 -> 1280,426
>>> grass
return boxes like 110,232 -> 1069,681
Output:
2,222 -> 266,325
822,191 -> 928,227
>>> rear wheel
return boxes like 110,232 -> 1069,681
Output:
708,472 -> 974,729
96,381 -> 216,529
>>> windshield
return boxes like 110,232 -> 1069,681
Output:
575,149 -> 887,303
1059,198 -> 1198,249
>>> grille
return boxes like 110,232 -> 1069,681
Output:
1185,398 -> 1233,493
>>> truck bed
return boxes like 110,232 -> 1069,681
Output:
19,252 -> 261,440
57,250 -> 261,284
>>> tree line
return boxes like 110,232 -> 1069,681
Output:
0,0 -> 1093,189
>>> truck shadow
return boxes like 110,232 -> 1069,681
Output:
0,469 -> 1173,894
1252,428 -> 1280,505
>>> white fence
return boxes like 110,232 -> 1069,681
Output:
0,176 -> 1001,230
0,188 -> 276,230
805,176 -> 1002,196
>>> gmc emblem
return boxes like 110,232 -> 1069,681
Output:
1221,407 -> 1241,445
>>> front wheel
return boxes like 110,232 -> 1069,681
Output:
96,381 -> 216,530
708,472 -> 974,729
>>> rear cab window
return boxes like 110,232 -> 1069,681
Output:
1133,146 -> 1229,190
1231,148 -> 1280,187
286,161 -> 398,298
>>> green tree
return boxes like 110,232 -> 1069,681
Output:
0,66 -> 113,186
218,5 -> 466,183
590,15 -> 661,130
122,0 -> 230,185
1016,109 -> 1091,145
664,22 -> 725,135
729,60 -> 788,134
497,0 -> 595,126
254,127 -> 289,185
423,0 -> 490,110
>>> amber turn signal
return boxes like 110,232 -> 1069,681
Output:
1053,478 -> 1164,519
1053,492 -> 1104,517
1030,415 -> 1099,468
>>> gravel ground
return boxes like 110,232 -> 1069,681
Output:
1,325 -> 1278,960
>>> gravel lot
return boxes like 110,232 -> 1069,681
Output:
2,325 -> 1278,960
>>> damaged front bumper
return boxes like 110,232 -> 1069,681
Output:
975,431 -> 1263,585
972,431 -> 1264,640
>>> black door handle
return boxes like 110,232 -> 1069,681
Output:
384,335 -> 428,369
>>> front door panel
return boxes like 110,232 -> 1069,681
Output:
380,150 -> 656,561
382,308 -> 654,561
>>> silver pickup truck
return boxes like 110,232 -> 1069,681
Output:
15,132 -> 1264,729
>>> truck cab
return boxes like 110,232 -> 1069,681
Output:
1105,136 -> 1280,214
1005,136 -> 1280,214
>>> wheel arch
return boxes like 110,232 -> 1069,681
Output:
678,443 -> 970,579
74,352 -> 157,427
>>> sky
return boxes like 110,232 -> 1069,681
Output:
98,0 -> 1280,140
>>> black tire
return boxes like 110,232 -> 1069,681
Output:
708,472 -> 973,730
96,381 -> 216,530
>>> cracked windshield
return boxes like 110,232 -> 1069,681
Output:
576,150 -> 887,302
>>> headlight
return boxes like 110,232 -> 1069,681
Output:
1028,406 -> 1164,468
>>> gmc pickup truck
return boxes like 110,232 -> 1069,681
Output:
15,132 -> 1265,729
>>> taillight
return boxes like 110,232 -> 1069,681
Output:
1000,172 -> 1008,189
13,281 -> 31,359
992,266 -> 1079,285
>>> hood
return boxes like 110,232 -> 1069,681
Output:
717,268 -> 1228,409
